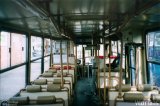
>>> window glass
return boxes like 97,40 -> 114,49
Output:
69,42 -> 75,64
85,50 -> 91,64
0,65 -> 25,100
44,39 -> 50,56
11,33 -> 26,66
44,56 -> 50,71
0,31 -> 10,69
147,31 -> 160,62
30,59 -> 41,81
146,31 -> 160,87
99,44 -> 104,56
77,45 -> 83,64
53,41 -> 67,64
31,36 -> 42,60
148,63 -> 160,87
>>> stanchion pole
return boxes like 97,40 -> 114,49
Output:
103,37 -> 106,105
97,47 -> 100,97
67,41 -> 69,73
60,40 -> 64,88
75,44 -> 77,82
108,39 -> 111,89
118,37 -> 123,98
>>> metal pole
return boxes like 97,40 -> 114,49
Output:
118,37 -> 123,98
135,47 -> 139,86
26,33 -> 31,85
108,39 -> 111,88
67,40 -> 69,73
82,45 -> 85,78
139,47 -> 143,85
103,37 -> 106,104
60,40 -> 64,88
117,41 -> 119,53
97,47 -> 100,97
41,37 -> 44,73
50,40 -> 53,67
75,45 -> 77,82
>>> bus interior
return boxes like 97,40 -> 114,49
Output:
0,0 -> 160,106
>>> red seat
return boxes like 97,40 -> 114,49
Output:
63,65 -> 72,69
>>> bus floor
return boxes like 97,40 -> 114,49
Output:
72,78 -> 102,106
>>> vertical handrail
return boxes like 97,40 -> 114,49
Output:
60,40 -> 64,88
26,33 -> 31,85
108,39 -> 111,88
118,37 -> 123,98
117,41 -> 119,53
50,40 -> 53,67
135,47 -> 139,86
82,45 -> 85,78
75,45 -> 77,82
88,62 -> 90,78
139,47 -> 142,85
103,37 -> 106,104
67,40 -> 69,73
97,47 -> 100,97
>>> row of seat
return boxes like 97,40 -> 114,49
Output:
111,84 -> 160,106
8,65 -> 76,106
97,70 -> 160,106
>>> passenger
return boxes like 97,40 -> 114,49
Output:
106,53 -> 120,69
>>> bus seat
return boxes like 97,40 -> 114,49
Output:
116,93 -> 144,106
9,96 -> 64,106
63,66 -> 72,69
137,84 -> 154,91
42,72 -> 53,77
26,85 -> 41,92
53,79 -> 65,84
57,72 -> 68,77
115,84 -> 131,92
47,84 -> 61,92
34,79 -> 47,85
47,68 -> 57,73
137,84 -> 159,100
151,94 -> 160,103
20,86 -> 69,106
9,96 -> 29,105
123,93 -> 144,102
37,96 -> 56,104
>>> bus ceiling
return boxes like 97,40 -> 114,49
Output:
0,0 -> 159,44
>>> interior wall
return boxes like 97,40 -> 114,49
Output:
122,29 -> 143,44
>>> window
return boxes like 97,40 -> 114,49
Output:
77,45 -> 83,64
44,56 -> 50,71
30,59 -> 41,81
31,36 -> 42,60
0,65 -> 26,100
85,50 -> 91,64
0,31 -> 26,69
53,41 -> 67,64
146,31 -> 160,87
44,39 -> 50,56
148,63 -> 160,86
0,31 -> 10,69
11,33 -> 26,66
147,31 -> 160,62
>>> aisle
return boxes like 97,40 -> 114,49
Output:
72,78 -> 101,106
